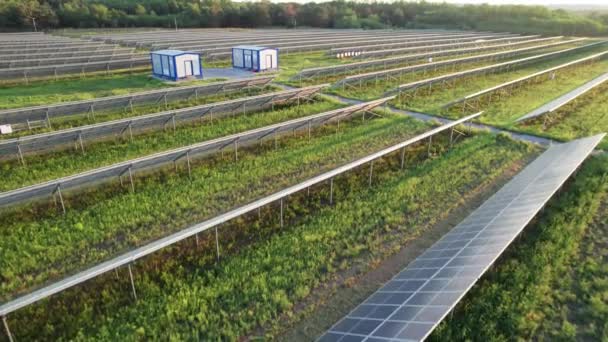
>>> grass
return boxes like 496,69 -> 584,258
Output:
0,111 -> 431,301
0,72 -> 221,110
0,99 -> 342,192
516,82 -> 608,150
430,154 -> 608,341
5,133 -> 536,340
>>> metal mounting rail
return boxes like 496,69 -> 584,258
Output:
292,36 -> 563,82
0,112 -> 481,318
516,71 -> 608,122
0,76 -> 275,126
334,37 -> 582,88
0,97 -> 392,208
0,84 -> 327,159
443,50 -> 608,109
390,40 -> 608,95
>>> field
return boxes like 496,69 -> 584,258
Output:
0,28 -> 607,342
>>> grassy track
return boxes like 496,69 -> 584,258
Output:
430,154 -> 608,341
0,112 -> 431,300
534,196 -> 608,340
0,100 -> 342,191
6,133 -> 536,340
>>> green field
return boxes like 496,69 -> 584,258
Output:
5,133 -> 537,340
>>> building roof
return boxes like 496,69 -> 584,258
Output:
151,49 -> 198,56
233,45 -> 273,51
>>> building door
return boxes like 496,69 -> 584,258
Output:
266,55 -> 273,69
184,61 -> 193,77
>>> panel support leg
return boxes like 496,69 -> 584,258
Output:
2,316 -> 12,342
280,198 -> 284,228
214,227 -> 220,262
427,136 -> 433,157
400,147 -> 406,170
128,264 -> 137,301
128,167 -> 135,192
55,185 -> 66,214
329,178 -> 334,205
234,140 -> 238,162
449,128 -> 454,149
368,161 -> 374,187
186,151 -> 192,179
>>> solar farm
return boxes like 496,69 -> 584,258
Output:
0,28 -> 607,341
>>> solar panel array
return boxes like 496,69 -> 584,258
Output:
336,34 -> 536,59
291,37 -> 564,82
0,112 -> 481,317
319,133 -> 605,342
333,38 -> 582,88
0,84 -> 327,159
0,97 -> 392,208
516,71 -> 608,122
0,76 -> 275,128
392,41 -> 607,95
442,50 -> 608,110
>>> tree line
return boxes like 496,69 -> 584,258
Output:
1,0 -> 607,36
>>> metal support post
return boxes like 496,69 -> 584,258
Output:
186,151 -> 192,178
449,128 -> 454,149
234,139 -> 238,161
2,316 -> 13,342
16,144 -> 25,166
308,120 -> 312,140
280,198 -> 284,228
428,136 -> 433,157
128,167 -> 135,192
215,227 -> 220,261
56,185 -> 66,214
368,161 -> 374,187
400,147 -> 406,169
127,264 -> 137,300
78,133 -> 85,154
329,178 -> 334,205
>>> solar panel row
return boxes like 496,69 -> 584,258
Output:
0,84 -> 327,160
0,112 -> 481,318
320,133 -> 605,342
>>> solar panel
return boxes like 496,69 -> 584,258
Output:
516,71 -> 608,122
319,133 -> 605,342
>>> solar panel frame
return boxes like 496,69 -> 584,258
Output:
320,133 -> 605,342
